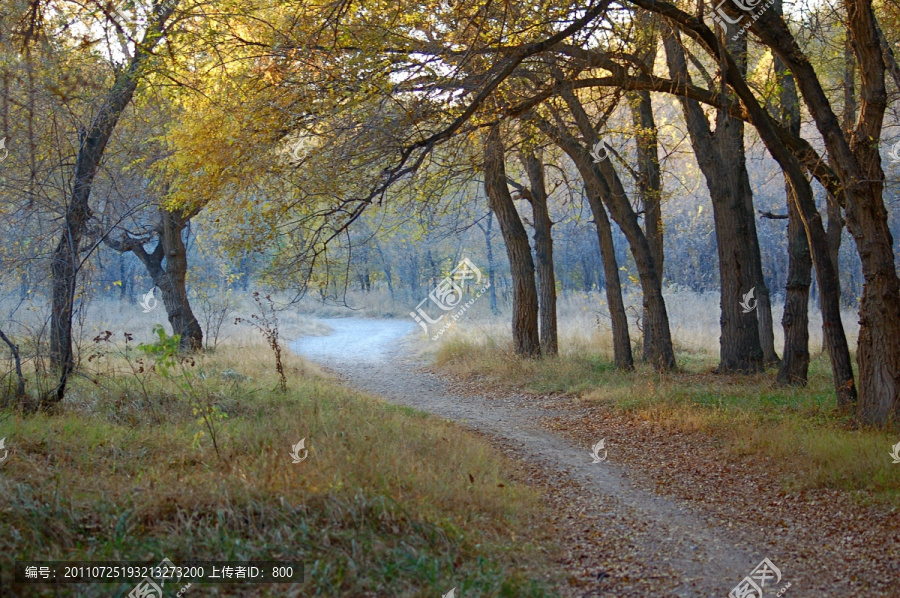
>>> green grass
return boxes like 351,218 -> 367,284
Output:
0,337 -> 559,597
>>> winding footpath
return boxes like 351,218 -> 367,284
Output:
291,318 -> 809,597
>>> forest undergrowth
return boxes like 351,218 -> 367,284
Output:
0,323 -> 559,597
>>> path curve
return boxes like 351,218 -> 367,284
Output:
291,318 -> 774,598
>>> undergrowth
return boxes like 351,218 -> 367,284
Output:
0,330 -> 558,597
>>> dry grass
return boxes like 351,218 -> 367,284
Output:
431,311 -> 900,506
0,325 -> 559,597
418,288 -> 860,368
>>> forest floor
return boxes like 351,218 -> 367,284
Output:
0,324 -> 559,597
292,318 -> 900,598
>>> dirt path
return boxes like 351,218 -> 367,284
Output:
291,319 -> 794,597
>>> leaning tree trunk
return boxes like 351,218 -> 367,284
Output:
45,4 -> 176,405
484,127 -> 540,357
535,107 -> 632,369
578,160 -> 634,370
539,111 -> 671,370
745,184 -> 779,367
820,32 -> 854,350
522,151 -> 559,356
552,92 -> 675,370
49,68 -> 142,403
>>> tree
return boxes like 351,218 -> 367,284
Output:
533,112 -> 634,370
662,27 -> 768,373
105,204 -> 204,351
484,126 -> 541,357
516,149 -> 559,356
44,0 -> 180,404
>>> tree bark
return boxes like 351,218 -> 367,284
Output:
577,156 -> 634,370
629,13 -> 666,365
483,127 -> 541,357
663,28 -> 766,373
521,150 -> 559,355
775,44 -> 813,386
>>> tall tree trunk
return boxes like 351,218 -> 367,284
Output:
629,13 -> 665,364
630,91 -> 665,364
49,72 -> 141,403
537,114 -> 653,371
663,27 -> 766,373
45,4 -> 176,404
775,45 -> 813,386
777,184 -> 812,385
483,127 -> 540,357
521,151 -> 559,355
581,165 -> 634,370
